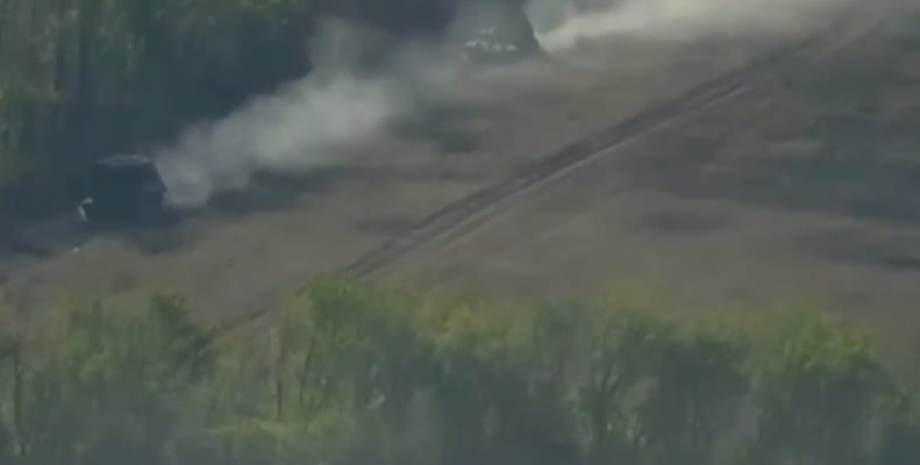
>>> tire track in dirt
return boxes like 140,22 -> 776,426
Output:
343,4 -> 893,281
204,1 -> 898,342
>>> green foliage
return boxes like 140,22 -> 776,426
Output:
747,313 -> 894,465
0,277 -> 917,465
0,0 -> 457,216
0,294 -> 208,464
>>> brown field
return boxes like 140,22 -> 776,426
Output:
382,9 -> 920,356
0,37 -> 768,318
2,1 -> 917,357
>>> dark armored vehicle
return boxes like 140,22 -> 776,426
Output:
77,154 -> 168,224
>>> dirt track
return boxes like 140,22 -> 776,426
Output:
0,35 -> 766,320
1,1 -> 912,342
381,7 -> 920,353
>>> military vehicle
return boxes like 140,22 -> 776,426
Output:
77,154 -> 168,224
451,0 -> 542,64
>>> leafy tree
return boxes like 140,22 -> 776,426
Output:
0,0 -> 480,217
0,277 -> 917,465
748,313 -> 896,465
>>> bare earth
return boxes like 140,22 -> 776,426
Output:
384,10 -> 920,353
0,35 -> 768,320
3,3 -> 917,356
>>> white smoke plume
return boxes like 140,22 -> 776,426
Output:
155,73 -> 409,208
531,0 -> 859,52
154,0 -> 866,208
154,18 -> 419,208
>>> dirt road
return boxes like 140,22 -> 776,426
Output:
1,1 -> 901,333
381,8 -> 920,352
0,35 -> 769,320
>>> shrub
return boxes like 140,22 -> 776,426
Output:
0,277 -> 915,465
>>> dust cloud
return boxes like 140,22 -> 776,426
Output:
154,18 -> 417,208
154,68 -> 410,208
532,0 -> 858,51
154,0 -> 862,208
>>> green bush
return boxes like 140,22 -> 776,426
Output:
0,277 -> 916,465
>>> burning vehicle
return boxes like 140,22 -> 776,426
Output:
77,154 -> 169,224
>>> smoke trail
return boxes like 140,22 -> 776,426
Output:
155,72 -> 410,208
154,18 -> 418,208
530,0 -> 858,52
154,0 -> 865,209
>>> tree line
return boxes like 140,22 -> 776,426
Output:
0,277 -> 917,465
0,0 -> 458,218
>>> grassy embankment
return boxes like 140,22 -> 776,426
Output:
0,277 -> 917,465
